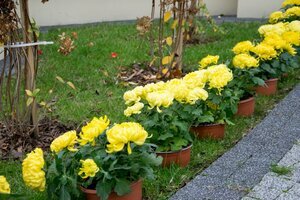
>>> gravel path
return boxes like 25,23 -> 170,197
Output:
171,84 -> 300,200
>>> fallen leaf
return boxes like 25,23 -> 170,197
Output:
56,76 -> 65,83
67,81 -> 76,90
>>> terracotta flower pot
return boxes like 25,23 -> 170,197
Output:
190,123 -> 225,140
80,179 -> 142,200
236,96 -> 255,117
156,144 -> 192,168
255,78 -> 278,96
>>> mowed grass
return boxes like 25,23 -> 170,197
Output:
1,21 -> 299,199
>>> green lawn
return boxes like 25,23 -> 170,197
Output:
1,21 -> 300,199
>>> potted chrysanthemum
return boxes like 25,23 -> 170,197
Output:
123,76 -> 209,167
186,56 -> 239,139
230,41 -> 265,116
22,116 -> 162,200
254,22 -> 299,95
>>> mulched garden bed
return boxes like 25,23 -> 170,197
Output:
0,118 -> 73,159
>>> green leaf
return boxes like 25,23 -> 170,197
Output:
25,89 -> 33,97
252,77 -> 265,86
142,153 -> 163,167
33,88 -> 40,96
59,186 -> 71,200
26,97 -> 34,107
157,133 -> 173,140
96,181 -> 113,200
173,138 -> 188,148
114,179 -> 131,196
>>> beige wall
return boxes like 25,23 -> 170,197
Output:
205,0 -> 238,16
27,0 -> 239,27
237,0 -> 284,18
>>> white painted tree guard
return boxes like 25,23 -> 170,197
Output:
4,41 -> 54,48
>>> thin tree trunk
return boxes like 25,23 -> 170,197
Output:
20,0 -> 39,137
150,0 -> 155,57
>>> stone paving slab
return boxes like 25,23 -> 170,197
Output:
171,84 -> 300,200
243,143 -> 300,200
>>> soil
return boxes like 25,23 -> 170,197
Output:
0,118 -> 74,159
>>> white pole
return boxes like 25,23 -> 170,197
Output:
4,41 -> 54,48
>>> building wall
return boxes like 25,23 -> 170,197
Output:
26,0 -> 238,27
237,0 -> 284,18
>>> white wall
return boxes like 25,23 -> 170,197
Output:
26,0 -> 239,27
237,0 -> 284,18
205,0 -> 238,16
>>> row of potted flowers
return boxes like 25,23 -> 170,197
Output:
1,0 -> 300,199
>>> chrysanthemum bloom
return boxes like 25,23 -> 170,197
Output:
106,122 -> 148,154
232,41 -> 255,54
78,159 -> 100,179
50,130 -> 78,153
284,6 -> 300,18
22,148 -> 46,192
269,11 -> 284,24
141,82 -> 166,98
282,0 -> 300,8
233,54 -> 259,69
186,88 -> 208,104
199,55 -> 219,68
78,116 -> 110,146
183,70 -> 208,89
282,31 -> 300,46
262,32 -> 288,50
145,90 -> 174,112
123,90 -> 141,105
166,79 -> 190,103
206,64 -> 233,90
124,102 -> 144,117
0,176 -> 10,194
288,20 -> 300,32
251,43 -> 278,60
258,23 -> 288,36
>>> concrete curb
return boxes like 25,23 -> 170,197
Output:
171,84 -> 300,200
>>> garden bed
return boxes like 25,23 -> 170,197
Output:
1,21 -> 299,199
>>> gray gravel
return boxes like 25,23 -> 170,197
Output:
171,84 -> 300,200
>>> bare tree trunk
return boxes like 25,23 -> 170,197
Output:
19,0 -> 39,137
150,0 -> 155,57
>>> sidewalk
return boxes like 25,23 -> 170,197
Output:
171,84 -> 300,200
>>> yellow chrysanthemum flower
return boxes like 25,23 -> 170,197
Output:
284,6 -> 300,18
206,64 -> 233,90
232,41 -> 254,55
262,32 -> 288,50
78,116 -> 110,146
123,90 -> 141,105
282,43 -> 297,55
269,11 -> 284,24
166,79 -> 190,102
22,148 -> 46,192
124,102 -> 144,117
288,20 -> 300,32
186,88 -> 208,105
141,82 -> 166,98
282,0 -> 300,7
251,43 -> 278,60
0,176 -> 10,194
78,159 -> 99,179
145,90 -> 174,112
106,122 -> 148,154
258,23 -> 288,36
182,70 -> 208,89
282,31 -> 300,46
50,130 -> 78,153
199,55 -> 219,68
233,54 -> 259,69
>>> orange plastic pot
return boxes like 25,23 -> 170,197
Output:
236,96 -> 255,117
190,123 -> 225,140
80,179 -> 142,200
255,78 -> 278,96
156,144 -> 192,168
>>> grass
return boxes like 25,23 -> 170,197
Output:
0,21 -> 299,199
270,164 -> 293,176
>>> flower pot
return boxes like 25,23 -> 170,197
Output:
80,179 -> 142,200
236,96 -> 255,117
190,123 -> 225,140
156,144 -> 192,168
255,78 -> 278,96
